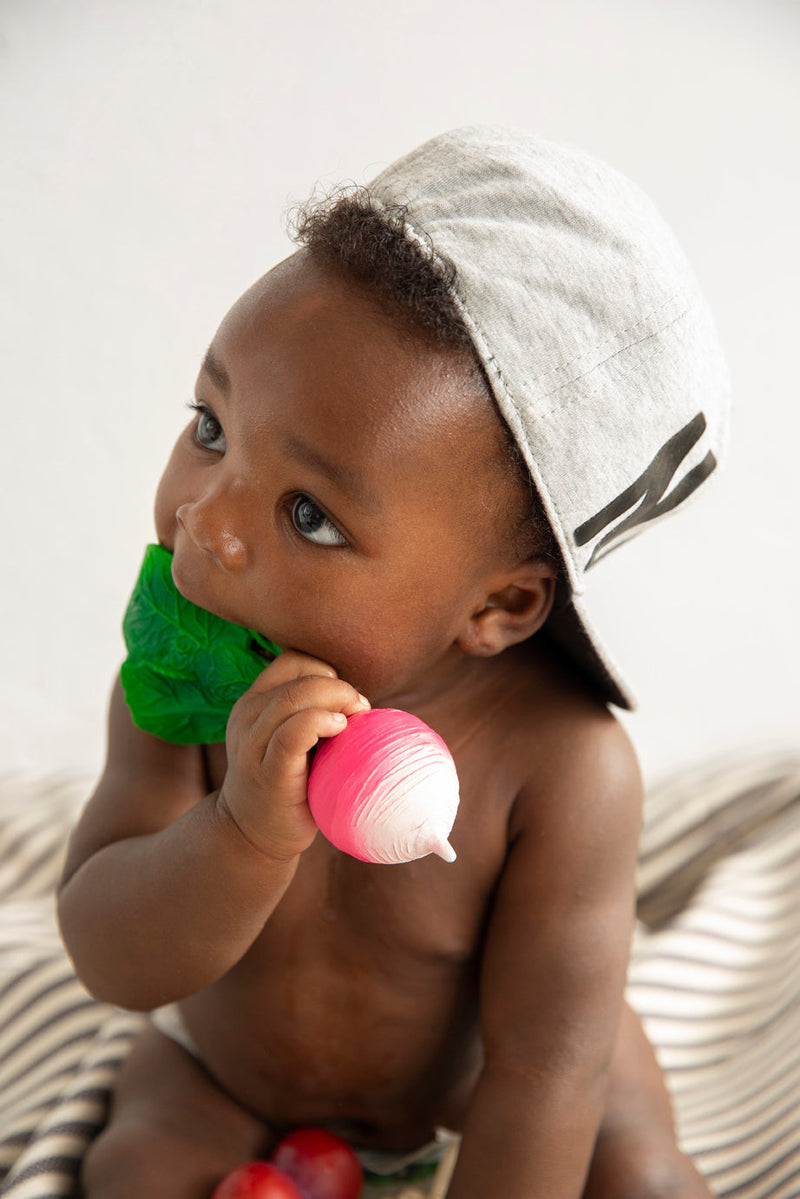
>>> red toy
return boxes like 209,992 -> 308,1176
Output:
213,1129 -> 363,1199
272,1128 -> 363,1199
212,1161 -> 303,1199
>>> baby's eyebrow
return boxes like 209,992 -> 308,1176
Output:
281,433 -> 383,515
200,346 -> 230,395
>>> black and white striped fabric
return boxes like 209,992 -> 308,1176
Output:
1,753 -> 799,1197
632,751 -> 800,1199
0,777 -> 144,1198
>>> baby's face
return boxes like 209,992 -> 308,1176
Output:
155,252 -> 522,703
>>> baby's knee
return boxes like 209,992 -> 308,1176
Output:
83,1123 -> 148,1197
585,1132 -> 712,1199
618,1152 -> 710,1199
83,1119 -> 222,1198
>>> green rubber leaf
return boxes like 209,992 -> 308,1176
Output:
120,543 -> 282,744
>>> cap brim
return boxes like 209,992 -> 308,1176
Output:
543,579 -> 636,711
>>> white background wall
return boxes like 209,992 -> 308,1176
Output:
2,0 -> 798,786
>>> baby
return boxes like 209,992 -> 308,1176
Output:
58,127 -> 729,1197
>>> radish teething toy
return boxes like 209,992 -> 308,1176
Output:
213,1128 -> 362,1199
212,1161 -> 302,1198
272,1128 -> 363,1199
308,709 -> 459,864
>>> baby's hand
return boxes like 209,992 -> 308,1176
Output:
217,651 -> 369,862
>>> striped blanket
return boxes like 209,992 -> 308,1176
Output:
1,752 -> 799,1198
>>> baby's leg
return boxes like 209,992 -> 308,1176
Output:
583,1002 -> 712,1199
82,1023 -> 276,1198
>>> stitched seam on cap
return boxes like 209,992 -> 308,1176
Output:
528,291 -> 689,396
535,307 -> 690,420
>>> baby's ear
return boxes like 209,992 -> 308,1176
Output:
456,561 -> 557,658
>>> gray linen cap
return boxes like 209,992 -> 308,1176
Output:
368,126 -> 730,709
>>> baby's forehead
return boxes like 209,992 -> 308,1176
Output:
220,251 -> 450,362
212,252 -> 506,464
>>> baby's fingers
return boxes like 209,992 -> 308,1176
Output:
228,672 -> 368,764
263,707 -> 347,780
246,648 -> 340,693
222,694 -> 360,860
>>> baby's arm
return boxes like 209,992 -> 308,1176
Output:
57,651 -> 368,1011
447,717 -> 642,1199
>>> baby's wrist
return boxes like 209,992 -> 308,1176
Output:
214,787 -> 308,866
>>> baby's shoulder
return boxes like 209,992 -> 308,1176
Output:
497,640 -> 643,837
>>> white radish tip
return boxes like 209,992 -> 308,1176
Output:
434,839 -> 457,863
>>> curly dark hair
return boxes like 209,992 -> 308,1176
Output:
292,188 -> 473,349
291,188 -> 560,567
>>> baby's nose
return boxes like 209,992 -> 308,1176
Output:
175,492 -> 248,574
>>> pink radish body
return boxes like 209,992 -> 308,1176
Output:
307,709 -> 459,865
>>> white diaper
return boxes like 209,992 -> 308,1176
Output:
150,1002 -> 200,1057
356,1127 -> 458,1176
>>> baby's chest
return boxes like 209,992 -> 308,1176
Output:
205,726 -> 518,966
271,837 -> 496,969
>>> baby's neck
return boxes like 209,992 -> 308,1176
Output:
376,642 -> 535,728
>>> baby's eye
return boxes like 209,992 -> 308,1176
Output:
291,495 -> 347,547
192,404 -> 226,452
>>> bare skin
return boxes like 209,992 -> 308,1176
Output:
58,254 -> 711,1197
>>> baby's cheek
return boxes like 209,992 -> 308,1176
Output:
153,454 -> 181,549
323,608 -> 456,700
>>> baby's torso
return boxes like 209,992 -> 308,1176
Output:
169,643 -> 607,1152
178,662 -> 541,1151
